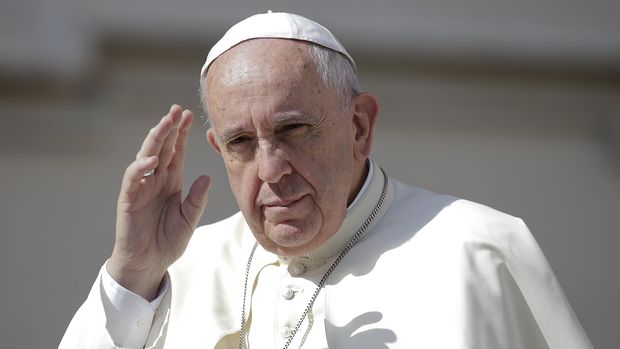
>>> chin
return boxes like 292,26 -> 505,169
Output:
269,222 -> 317,246
263,222 -> 321,256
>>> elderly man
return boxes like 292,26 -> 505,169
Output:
60,12 -> 591,349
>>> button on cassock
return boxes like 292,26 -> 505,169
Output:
282,287 -> 295,300
280,326 -> 292,338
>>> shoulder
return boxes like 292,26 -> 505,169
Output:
380,178 -> 549,286
386,178 -> 532,253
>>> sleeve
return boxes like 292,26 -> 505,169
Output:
58,263 -> 171,349
501,219 -> 593,349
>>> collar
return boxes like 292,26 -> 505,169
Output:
278,158 -> 393,269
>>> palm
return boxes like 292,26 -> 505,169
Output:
119,170 -> 184,264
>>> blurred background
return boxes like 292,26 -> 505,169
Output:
0,0 -> 618,348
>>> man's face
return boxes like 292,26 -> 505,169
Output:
205,39 -> 366,257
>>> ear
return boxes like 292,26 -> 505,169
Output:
351,93 -> 379,161
207,128 -> 222,155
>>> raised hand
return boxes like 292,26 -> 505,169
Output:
107,105 -> 211,300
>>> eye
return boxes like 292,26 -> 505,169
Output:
280,123 -> 308,134
228,135 -> 253,146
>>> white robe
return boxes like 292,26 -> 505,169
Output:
60,160 -> 592,348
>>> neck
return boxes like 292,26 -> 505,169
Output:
347,159 -> 370,206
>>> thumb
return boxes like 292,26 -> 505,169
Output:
181,175 -> 211,229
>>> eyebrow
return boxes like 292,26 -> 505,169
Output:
219,113 -> 315,142
273,113 -> 314,124
220,126 -> 247,142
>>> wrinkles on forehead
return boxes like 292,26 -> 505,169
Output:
204,39 -> 323,127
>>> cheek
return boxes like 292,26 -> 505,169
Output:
299,142 -> 351,204
321,134 -> 356,202
224,158 -> 259,213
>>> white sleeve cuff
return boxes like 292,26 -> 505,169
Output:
100,260 -> 170,349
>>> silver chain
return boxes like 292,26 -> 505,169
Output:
239,170 -> 389,349
238,242 -> 258,348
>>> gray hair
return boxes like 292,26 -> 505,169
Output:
199,42 -> 361,125
307,43 -> 361,109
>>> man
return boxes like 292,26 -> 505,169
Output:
60,12 -> 592,349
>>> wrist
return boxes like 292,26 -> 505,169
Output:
107,255 -> 166,301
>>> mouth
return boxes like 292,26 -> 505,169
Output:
262,194 -> 306,208
262,194 -> 310,223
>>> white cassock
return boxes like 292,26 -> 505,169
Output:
60,159 -> 592,348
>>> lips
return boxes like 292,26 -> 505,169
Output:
263,195 -> 305,207
262,194 -> 311,223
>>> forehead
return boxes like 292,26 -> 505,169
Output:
206,38 -> 316,90
204,39 -> 332,129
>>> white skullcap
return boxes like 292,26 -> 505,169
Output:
200,11 -> 356,77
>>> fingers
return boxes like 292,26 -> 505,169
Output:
120,104 -> 194,206
158,109 -> 189,170
181,175 -> 211,229
137,105 -> 183,166
120,156 -> 159,202
168,109 -> 194,172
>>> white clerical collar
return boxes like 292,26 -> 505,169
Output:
280,158 -> 392,269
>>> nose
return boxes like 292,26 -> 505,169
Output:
257,141 -> 292,183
